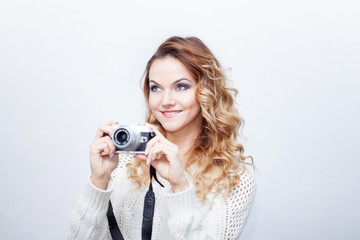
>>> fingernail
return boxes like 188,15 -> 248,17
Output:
146,158 -> 150,165
145,148 -> 148,155
152,155 -> 155,161
110,153 -> 114,159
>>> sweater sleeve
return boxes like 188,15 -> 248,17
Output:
68,177 -> 114,240
68,154 -> 133,240
164,172 -> 256,240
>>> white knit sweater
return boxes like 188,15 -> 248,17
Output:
69,154 -> 256,240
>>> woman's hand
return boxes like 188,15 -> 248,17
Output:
89,120 -> 119,190
135,123 -> 190,193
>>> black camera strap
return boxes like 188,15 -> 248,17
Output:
107,200 -> 124,240
107,166 -> 164,240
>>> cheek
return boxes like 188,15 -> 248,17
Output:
182,91 -> 200,109
149,93 -> 160,110
192,100 -> 201,113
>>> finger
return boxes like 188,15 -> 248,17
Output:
94,120 -> 118,139
103,137 -> 117,156
145,122 -> 176,147
147,143 -> 165,165
98,126 -> 114,138
108,120 -> 119,125
91,137 -> 114,157
90,141 -> 109,156
101,141 -> 111,156
134,154 -> 147,161
145,123 -> 164,139
145,135 -> 161,155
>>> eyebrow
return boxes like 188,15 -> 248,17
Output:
149,78 -> 192,86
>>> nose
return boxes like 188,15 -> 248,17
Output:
161,90 -> 176,107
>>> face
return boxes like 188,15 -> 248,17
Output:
148,56 -> 202,134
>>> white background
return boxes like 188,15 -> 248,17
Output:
1,0 -> 359,239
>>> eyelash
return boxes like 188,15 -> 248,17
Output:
150,85 -> 161,92
149,83 -> 190,92
175,83 -> 190,91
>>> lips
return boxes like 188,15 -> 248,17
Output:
161,110 -> 183,118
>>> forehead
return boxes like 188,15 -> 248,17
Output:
149,56 -> 194,83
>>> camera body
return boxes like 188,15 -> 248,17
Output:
111,124 -> 155,154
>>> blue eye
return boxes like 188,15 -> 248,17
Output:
150,85 -> 161,92
176,84 -> 190,91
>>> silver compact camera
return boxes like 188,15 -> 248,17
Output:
111,125 -> 155,154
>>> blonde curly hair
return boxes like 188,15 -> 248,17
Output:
127,36 -> 254,200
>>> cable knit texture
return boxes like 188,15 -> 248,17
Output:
68,154 -> 256,240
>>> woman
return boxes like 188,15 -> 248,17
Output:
69,36 -> 255,240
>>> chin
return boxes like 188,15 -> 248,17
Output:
158,121 -> 183,133
160,124 -> 180,133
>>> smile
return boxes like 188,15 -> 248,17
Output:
161,110 -> 183,117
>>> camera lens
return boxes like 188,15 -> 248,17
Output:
115,129 -> 129,145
